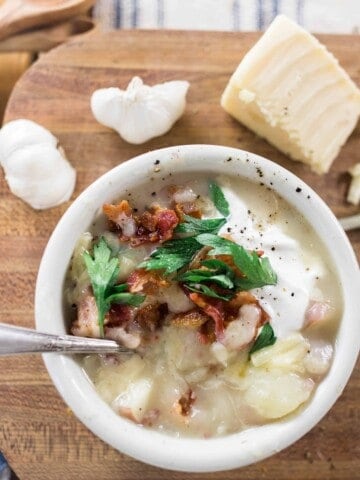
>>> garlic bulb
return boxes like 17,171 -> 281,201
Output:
91,76 -> 190,144
0,119 -> 76,209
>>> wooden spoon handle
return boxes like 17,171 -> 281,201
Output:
0,0 -> 26,40
0,0 -> 95,41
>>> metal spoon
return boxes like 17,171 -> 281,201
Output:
0,323 -> 132,356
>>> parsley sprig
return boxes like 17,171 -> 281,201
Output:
140,237 -> 201,274
141,213 -> 226,274
175,215 -> 226,235
209,181 -> 230,217
83,237 -> 145,337
249,323 -> 277,356
197,234 -> 277,290
177,259 -> 235,300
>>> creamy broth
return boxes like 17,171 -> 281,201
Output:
65,174 -> 342,437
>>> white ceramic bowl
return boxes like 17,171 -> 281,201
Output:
35,145 -> 360,472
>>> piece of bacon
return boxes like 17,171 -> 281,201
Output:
133,205 -> 178,245
174,202 -> 202,220
135,303 -> 165,332
107,303 -> 135,327
103,200 -> 137,237
103,199 -> 133,221
171,309 -> 210,329
156,208 -> 179,241
168,185 -> 202,219
127,268 -> 169,295
104,200 -> 179,246
198,319 -> 216,344
173,389 -> 196,416
189,292 -> 225,341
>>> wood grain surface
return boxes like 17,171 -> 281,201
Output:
0,30 -> 359,480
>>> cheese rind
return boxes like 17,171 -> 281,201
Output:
221,15 -> 360,174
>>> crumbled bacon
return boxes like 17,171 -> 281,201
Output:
189,293 -> 225,341
138,210 -> 158,232
174,202 -> 202,220
103,199 -> 133,222
127,269 -> 169,295
168,185 -> 202,219
103,200 -> 137,237
174,389 -> 196,416
135,303 -> 165,332
171,309 -> 210,329
107,303 -> 135,327
155,208 -> 179,241
103,200 -> 179,245
198,319 -> 216,344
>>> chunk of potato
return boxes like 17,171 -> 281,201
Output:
244,371 -> 314,418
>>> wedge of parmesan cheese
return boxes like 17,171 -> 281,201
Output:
221,15 -> 360,174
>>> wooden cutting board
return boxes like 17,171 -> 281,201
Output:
0,30 -> 359,480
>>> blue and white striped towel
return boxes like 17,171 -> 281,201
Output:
94,0 -> 360,33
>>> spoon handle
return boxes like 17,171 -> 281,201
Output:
0,323 -> 130,355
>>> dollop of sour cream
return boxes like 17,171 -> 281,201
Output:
216,177 -> 325,338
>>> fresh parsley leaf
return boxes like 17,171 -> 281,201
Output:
196,233 -> 235,255
107,283 -> 128,294
231,245 -> 277,290
83,237 -> 119,337
140,237 -> 202,274
196,234 -> 277,290
178,269 -> 234,289
83,237 -> 145,337
209,181 -> 230,217
201,259 -> 234,277
175,215 -> 226,235
177,258 -> 236,300
185,284 -> 233,301
249,323 -> 276,355
105,292 -> 145,307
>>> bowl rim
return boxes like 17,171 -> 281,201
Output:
35,144 -> 360,472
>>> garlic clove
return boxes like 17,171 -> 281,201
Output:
91,87 -> 124,133
0,119 -> 57,167
0,119 -> 76,210
91,76 -> 190,144
5,144 -> 76,210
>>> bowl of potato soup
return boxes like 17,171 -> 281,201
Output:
35,145 -> 360,472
